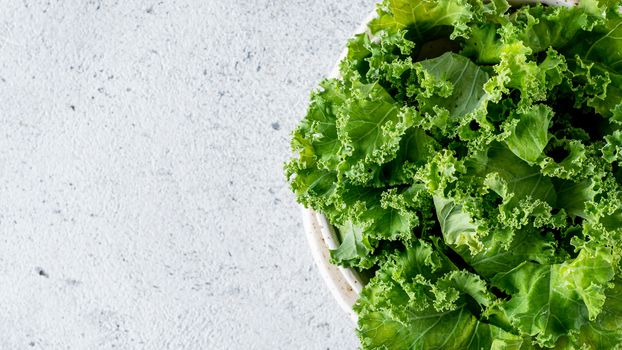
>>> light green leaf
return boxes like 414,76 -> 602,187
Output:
331,221 -> 371,268
492,245 -> 616,347
356,244 -> 528,350
569,17 -> 622,72
602,130 -> 622,162
337,185 -> 419,243
339,83 -> 412,184
433,195 -> 482,253
291,79 -> 346,169
374,127 -> 440,186
561,278 -> 622,350
504,104 -> 553,164
370,0 -> 477,40
553,178 -> 597,219
468,227 -> 558,279
414,52 -> 490,133
358,307 -> 527,350
469,143 -> 557,209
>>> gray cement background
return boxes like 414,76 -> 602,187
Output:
0,1 -> 376,348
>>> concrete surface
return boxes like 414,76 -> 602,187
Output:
0,1 -> 375,349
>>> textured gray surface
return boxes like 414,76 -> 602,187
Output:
0,1 -> 375,349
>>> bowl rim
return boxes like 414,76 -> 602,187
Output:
302,0 -> 579,320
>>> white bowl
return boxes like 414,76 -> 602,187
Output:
302,0 -> 579,320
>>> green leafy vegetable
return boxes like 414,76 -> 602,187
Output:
286,0 -> 622,348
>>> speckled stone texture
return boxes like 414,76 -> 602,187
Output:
0,1 -> 375,348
